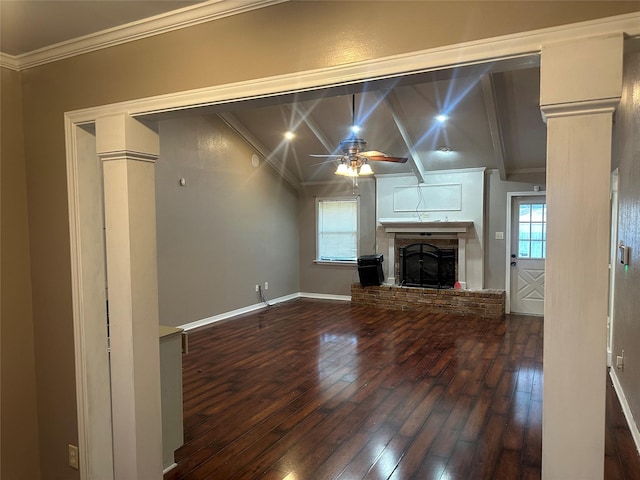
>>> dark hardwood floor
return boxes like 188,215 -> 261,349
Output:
165,298 -> 640,480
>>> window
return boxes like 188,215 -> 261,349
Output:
316,197 -> 359,262
518,202 -> 546,259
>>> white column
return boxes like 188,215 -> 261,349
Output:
386,233 -> 396,284
540,34 -> 623,479
96,114 -> 163,479
456,234 -> 467,289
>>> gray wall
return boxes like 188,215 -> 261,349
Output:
1,66 -> 42,480
156,125 -> 546,312
299,178 -> 376,296
156,115 -> 300,326
484,169 -> 545,289
612,51 -> 640,431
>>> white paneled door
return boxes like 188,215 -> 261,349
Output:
510,195 -> 546,315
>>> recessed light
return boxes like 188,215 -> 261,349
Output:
350,125 -> 361,134
436,145 -> 452,152
435,114 -> 448,124
284,131 -> 295,140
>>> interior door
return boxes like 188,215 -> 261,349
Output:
510,195 -> 546,315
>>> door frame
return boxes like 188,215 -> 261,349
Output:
505,191 -> 547,314
607,169 -> 619,367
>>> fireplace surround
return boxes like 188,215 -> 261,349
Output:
379,220 -> 473,288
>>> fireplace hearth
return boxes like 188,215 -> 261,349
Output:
351,283 -> 505,318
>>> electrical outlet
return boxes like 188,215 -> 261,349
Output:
68,444 -> 79,470
255,284 -> 260,292
265,282 -> 269,290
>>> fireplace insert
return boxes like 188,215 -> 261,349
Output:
399,243 -> 456,289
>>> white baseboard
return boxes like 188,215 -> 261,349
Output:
609,369 -> 640,456
298,292 -> 351,302
179,303 -> 265,331
163,462 -> 177,474
178,292 -> 348,331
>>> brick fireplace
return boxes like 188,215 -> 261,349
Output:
356,219 -> 504,317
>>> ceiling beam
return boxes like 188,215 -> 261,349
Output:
377,90 -> 426,183
284,103 -> 354,183
480,74 -> 508,181
285,103 -> 335,155
217,111 -> 301,190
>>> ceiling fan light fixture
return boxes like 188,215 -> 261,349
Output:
335,163 -> 349,175
359,163 -> 374,175
435,114 -> 448,124
315,93 -> 407,178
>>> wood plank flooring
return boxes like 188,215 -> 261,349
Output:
164,298 -> 640,480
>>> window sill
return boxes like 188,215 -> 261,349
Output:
314,260 -> 357,267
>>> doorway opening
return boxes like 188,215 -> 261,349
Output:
506,192 -> 546,315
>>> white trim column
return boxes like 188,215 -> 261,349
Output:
96,114 -> 163,479
456,232 -> 467,289
385,231 -> 396,285
540,33 -> 623,479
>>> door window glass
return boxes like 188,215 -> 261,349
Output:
518,203 -> 546,259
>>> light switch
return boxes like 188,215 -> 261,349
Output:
495,232 -> 504,240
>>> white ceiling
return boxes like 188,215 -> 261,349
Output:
2,0 -> 548,186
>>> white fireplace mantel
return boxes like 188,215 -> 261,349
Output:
379,220 -> 473,235
378,220 -> 474,288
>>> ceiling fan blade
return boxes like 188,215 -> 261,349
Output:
359,150 -> 408,163
359,150 -> 388,158
366,155 -> 408,163
309,154 -> 343,158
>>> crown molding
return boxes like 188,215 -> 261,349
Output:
541,97 -> 619,120
2,0 -> 286,72
4,5 -> 638,74
0,52 -> 20,71
124,12 -> 640,121
64,11 -> 640,127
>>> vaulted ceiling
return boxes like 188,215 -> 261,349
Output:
2,0 -> 548,187
216,58 -> 546,187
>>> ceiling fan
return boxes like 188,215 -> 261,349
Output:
309,94 -> 408,178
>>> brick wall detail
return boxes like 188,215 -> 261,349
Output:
350,284 -> 505,318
